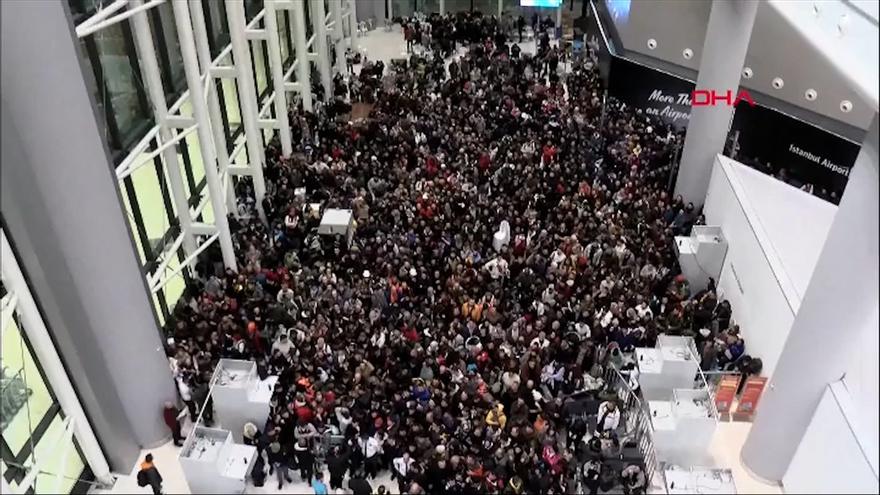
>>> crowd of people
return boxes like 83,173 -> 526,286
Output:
164,11 -> 754,495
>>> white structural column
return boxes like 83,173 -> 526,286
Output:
226,0 -> 269,225
291,0 -> 314,112
498,0 -> 503,18
440,0 -> 445,14
330,0 -> 346,75
263,0 -> 294,156
129,1 -> 197,257
348,0 -> 358,51
1,230 -> 113,487
311,0 -> 333,99
386,0 -> 393,20
189,0 -> 237,215
171,0 -> 237,270
741,114 -> 880,481
674,0 -> 758,204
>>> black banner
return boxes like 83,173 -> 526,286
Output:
607,56 -> 695,130
727,103 -> 861,204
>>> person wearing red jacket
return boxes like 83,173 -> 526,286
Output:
163,401 -> 184,446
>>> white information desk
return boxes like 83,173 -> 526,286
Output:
649,389 -> 718,464
211,359 -> 276,443
318,208 -> 354,246
664,465 -> 736,494
636,336 -> 699,401
179,427 -> 256,494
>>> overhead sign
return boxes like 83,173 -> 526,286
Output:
728,102 -> 861,204
607,56 -> 695,130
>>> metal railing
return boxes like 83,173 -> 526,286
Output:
603,363 -> 665,491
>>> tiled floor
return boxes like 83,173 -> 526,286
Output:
708,421 -> 783,494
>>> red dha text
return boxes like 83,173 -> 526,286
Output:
691,89 -> 756,107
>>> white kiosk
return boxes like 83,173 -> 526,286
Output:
211,359 -> 276,443
318,208 -> 354,247
635,335 -> 700,401
674,225 -> 728,294
664,465 -> 736,494
649,388 -> 719,465
178,426 -> 256,494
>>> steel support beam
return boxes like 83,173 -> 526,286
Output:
330,0 -> 346,75
348,0 -> 358,51
263,0 -> 294,155
171,0 -> 237,270
189,0 -> 237,215
291,0 -> 314,111
226,0 -> 269,224
311,0 -> 333,99
130,0 -> 197,257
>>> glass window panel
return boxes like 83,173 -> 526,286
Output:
151,3 -> 186,100
245,0 -> 264,21
447,0 -> 471,13
278,12 -> 291,71
393,0 -> 416,18
221,78 -> 243,135
119,179 -> 147,264
30,415 -> 86,495
162,257 -> 186,313
305,1 -> 313,38
153,292 -> 166,327
252,40 -> 269,96
130,156 -> 174,246
1,315 -> 53,455
91,23 -> 151,146
207,0 -> 231,57
473,0 -> 496,14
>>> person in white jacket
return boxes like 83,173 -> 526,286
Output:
392,452 -> 415,492
596,400 -> 620,434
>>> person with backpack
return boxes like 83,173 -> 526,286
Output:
136,454 -> 163,495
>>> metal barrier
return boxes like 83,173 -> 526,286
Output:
603,363 -> 665,491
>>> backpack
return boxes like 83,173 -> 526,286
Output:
136,469 -> 148,487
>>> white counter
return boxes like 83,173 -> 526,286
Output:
648,400 -> 676,431
636,348 -> 663,373
221,444 -> 256,480
665,465 -> 736,494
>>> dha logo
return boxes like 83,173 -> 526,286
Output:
691,89 -> 756,107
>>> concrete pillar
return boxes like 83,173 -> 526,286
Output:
741,114 -> 879,481
674,0 -> 759,205
0,0 -> 176,471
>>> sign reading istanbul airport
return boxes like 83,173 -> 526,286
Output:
728,102 -> 861,202
606,56 -> 695,130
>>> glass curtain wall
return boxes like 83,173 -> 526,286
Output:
0,274 -> 91,494
68,1 -> 207,324
69,0 -> 281,329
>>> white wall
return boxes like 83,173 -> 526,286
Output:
704,157 -> 796,377
844,305 -> 880,465
783,382 -> 879,494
